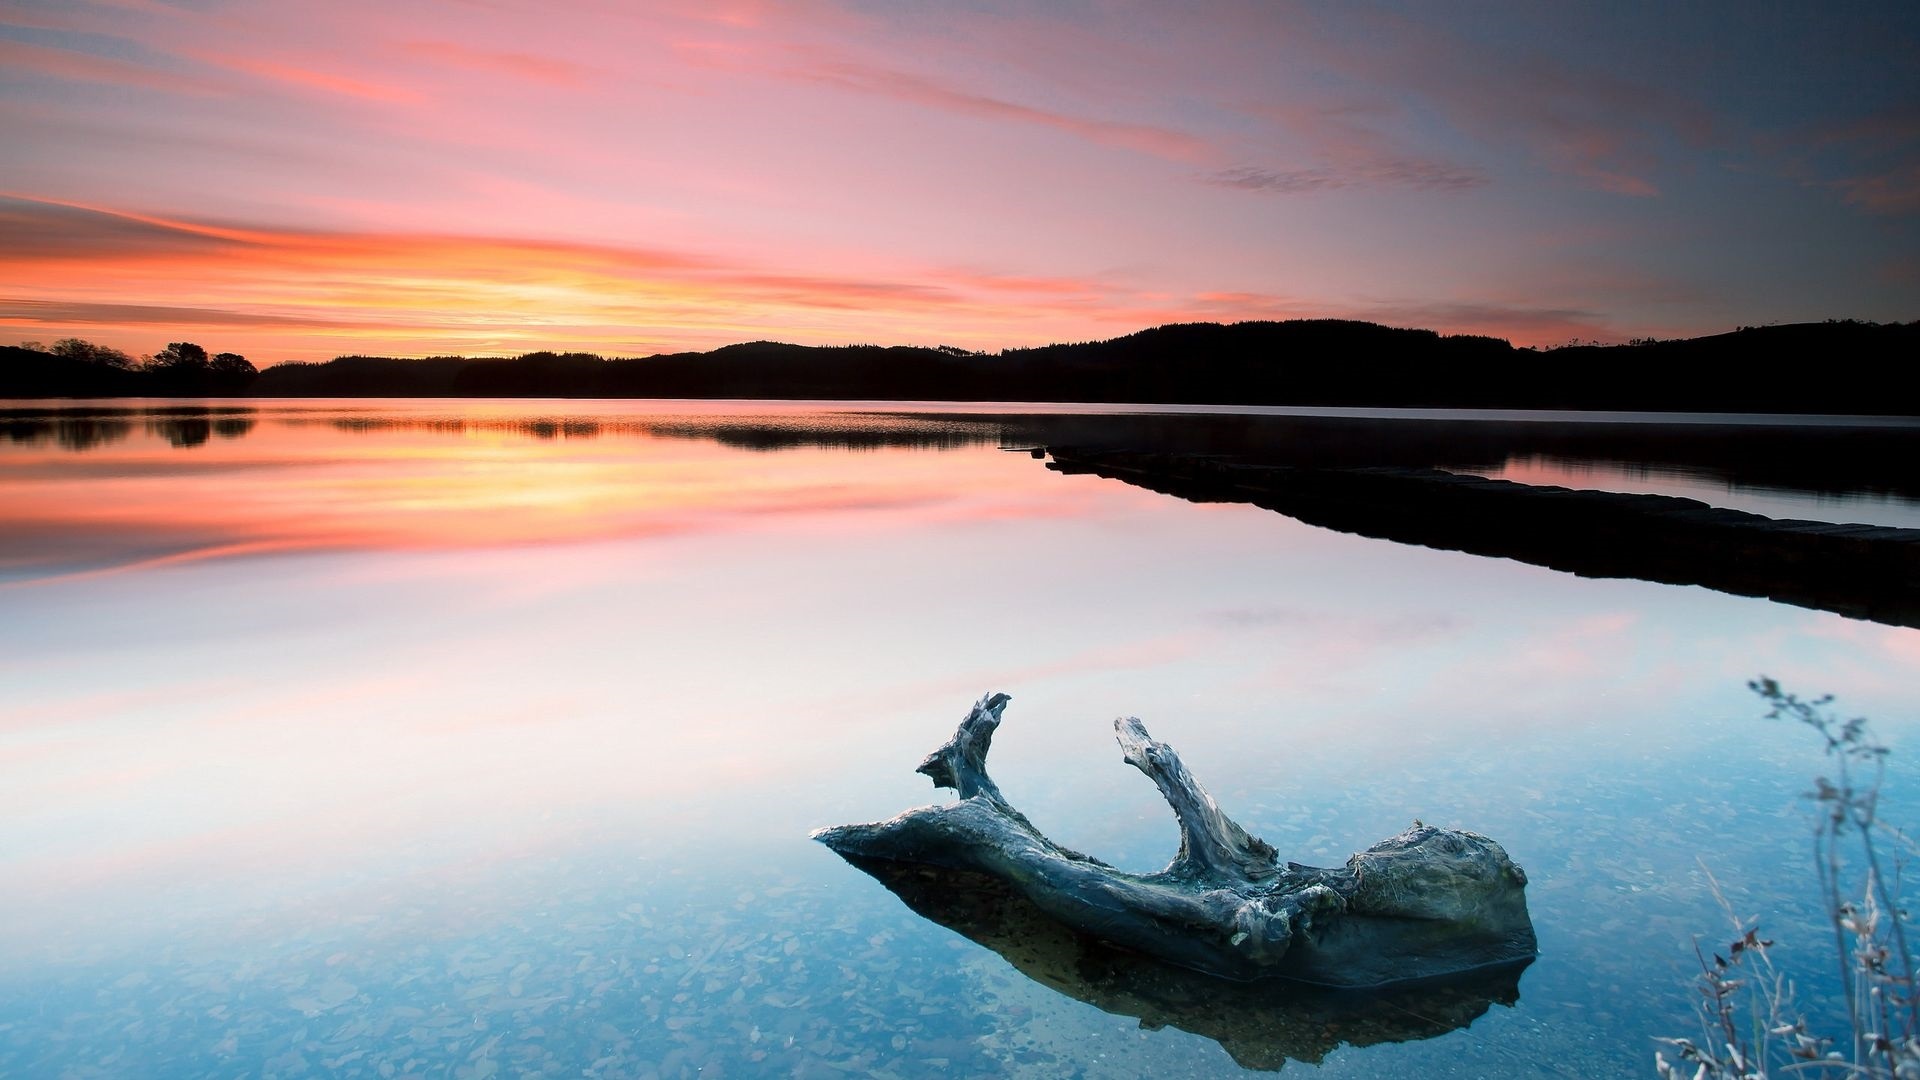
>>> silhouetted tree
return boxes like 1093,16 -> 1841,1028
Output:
209,351 -> 257,392
146,342 -> 210,374
51,338 -> 135,370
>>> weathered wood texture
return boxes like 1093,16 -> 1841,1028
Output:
814,694 -> 1536,988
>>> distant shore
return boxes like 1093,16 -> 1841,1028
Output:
6,318 -> 1918,414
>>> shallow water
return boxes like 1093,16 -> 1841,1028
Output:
3,399 -> 1918,1077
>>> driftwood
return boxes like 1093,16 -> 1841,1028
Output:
814,693 -> 1536,988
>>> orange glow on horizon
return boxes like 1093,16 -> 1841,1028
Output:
0,193 -> 1626,363
2,2 -> 1912,367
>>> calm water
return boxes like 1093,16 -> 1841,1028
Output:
1462,456 -> 1920,529
4,399 -> 1919,1078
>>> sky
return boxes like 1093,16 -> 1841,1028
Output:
1,0 -> 1917,364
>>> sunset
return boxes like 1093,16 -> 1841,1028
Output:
6,4 -> 1920,1079
5,1 -> 1916,361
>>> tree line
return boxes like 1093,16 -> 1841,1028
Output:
0,338 -> 258,396
246,319 -> 1920,414
5,319 -> 1918,412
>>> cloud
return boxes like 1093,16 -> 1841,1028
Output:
1278,12 -> 1715,198
928,269 -> 1102,296
195,54 -> 424,105
0,196 -> 240,258
797,59 -> 1211,162
1203,96 -> 1491,197
0,193 -> 1159,359
1819,106 -> 1920,149
0,174 -> 1635,358
0,298 -> 367,329
0,38 -> 224,96
1813,106 -> 1920,215
1835,166 -> 1920,215
663,32 -> 1220,166
0,193 -> 710,269
1440,61 -> 1705,196
1208,160 -> 1487,195
400,40 -> 587,86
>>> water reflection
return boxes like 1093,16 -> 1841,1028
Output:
4,407 -> 256,451
5,400 -> 1919,525
0,406 -> 1049,587
848,859 -> 1529,1071
1479,454 -> 1920,529
4,399 -> 1920,1077
303,414 -> 1001,452
4,414 -> 131,451
968,410 -> 1920,504
1050,447 -> 1920,629
146,415 -> 257,447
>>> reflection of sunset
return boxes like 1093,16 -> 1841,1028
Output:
0,403 -> 1072,583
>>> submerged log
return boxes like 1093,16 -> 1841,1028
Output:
846,859 -> 1530,1070
814,693 -> 1536,988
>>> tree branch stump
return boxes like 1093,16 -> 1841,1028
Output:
814,693 -> 1536,987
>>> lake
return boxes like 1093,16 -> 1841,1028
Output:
4,399 -> 1920,1078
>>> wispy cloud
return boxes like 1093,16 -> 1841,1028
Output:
664,27 -> 1227,167
0,38 -> 224,95
0,0 -> 179,35
1815,106 -> 1920,215
1208,160 -> 1487,195
0,194 -> 1158,358
1834,167 -> 1920,215
400,40 -> 587,86
4,191 -> 1633,357
0,195 -> 241,258
1280,13 -> 1715,198
792,59 -> 1213,163
1441,59 -> 1709,197
1205,97 -> 1490,196
0,298 -> 364,328
195,54 -> 425,105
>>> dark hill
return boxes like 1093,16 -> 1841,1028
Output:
0,345 -> 147,397
249,355 -> 475,397
7,319 -> 1918,412
1540,321 -> 1918,413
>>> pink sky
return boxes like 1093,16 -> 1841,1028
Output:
1,0 -> 1916,362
